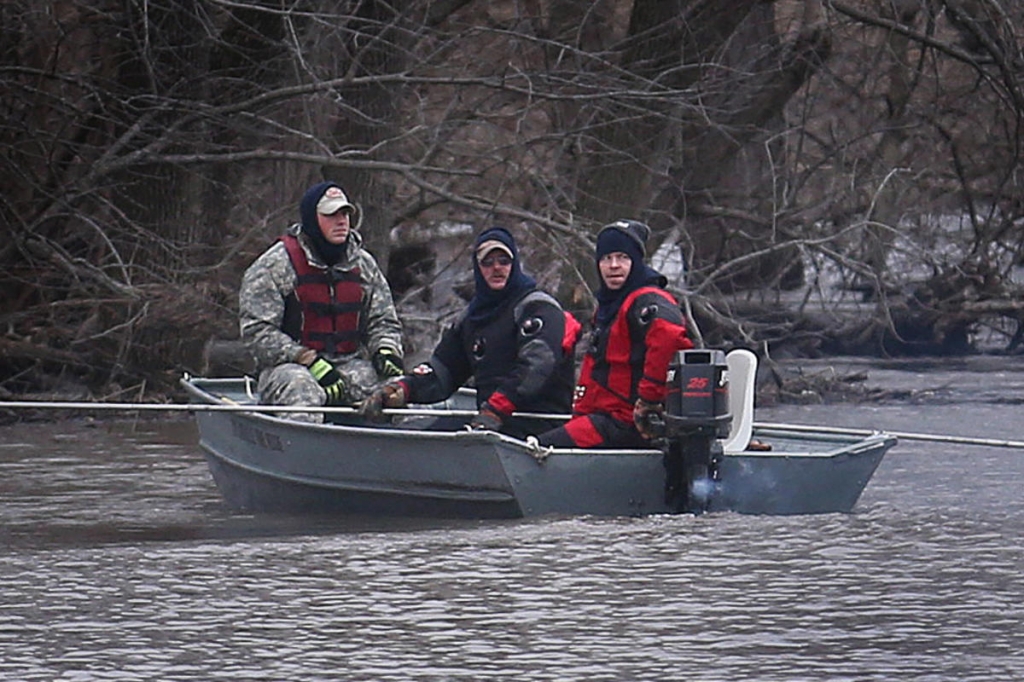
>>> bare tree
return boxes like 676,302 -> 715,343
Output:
1,0 -> 1023,398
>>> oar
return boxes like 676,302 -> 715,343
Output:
755,421 -> 1024,450
0,400 -> 569,420
9,401 -> 1020,449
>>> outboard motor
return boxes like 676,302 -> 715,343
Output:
661,349 -> 732,513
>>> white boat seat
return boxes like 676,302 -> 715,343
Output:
721,349 -> 757,452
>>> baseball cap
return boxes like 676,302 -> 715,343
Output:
475,239 -> 514,262
316,186 -> 356,215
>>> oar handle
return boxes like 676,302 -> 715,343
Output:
755,421 -> 1024,450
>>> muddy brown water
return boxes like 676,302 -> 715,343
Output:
2,356 -> 1023,680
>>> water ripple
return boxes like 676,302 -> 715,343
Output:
2,406 -> 1024,680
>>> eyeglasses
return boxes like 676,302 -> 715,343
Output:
479,255 -> 512,268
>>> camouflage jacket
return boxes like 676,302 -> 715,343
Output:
239,225 -> 403,371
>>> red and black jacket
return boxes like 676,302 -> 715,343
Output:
280,234 -> 364,355
573,286 -> 693,424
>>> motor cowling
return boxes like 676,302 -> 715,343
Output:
661,349 -> 732,513
663,349 -> 732,437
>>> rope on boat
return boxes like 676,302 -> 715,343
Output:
524,435 -> 554,461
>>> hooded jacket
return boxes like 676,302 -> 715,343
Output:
239,224 -> 402,371
403,228 -> 579,417
573,220 -> 693,424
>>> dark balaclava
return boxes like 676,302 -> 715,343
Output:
298,181 -> 357,266
465,227 -> 537,324
594,219 -> 664,325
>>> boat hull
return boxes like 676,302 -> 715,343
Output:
195,411 -> 524,518
184,377 -> 895,518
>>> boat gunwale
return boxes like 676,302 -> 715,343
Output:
183,376 -> 895,461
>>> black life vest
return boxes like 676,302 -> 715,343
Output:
460,289 -> 575,414
280,234 -> 363,355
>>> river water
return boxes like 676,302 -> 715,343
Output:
2,356 -> 1023,681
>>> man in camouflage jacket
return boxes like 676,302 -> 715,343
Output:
239,181 -> 404,422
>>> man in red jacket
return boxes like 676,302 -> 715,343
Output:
536,219 -> 693,448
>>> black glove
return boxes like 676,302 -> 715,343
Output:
469,404 -> 504,432
309,356 -> 346,405
633,398 -> 664,440
372,348 -> 404,378
360,381 -> 408,422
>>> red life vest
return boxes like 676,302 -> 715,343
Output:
572,286 -> 692,424
280,234 -> 364,355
